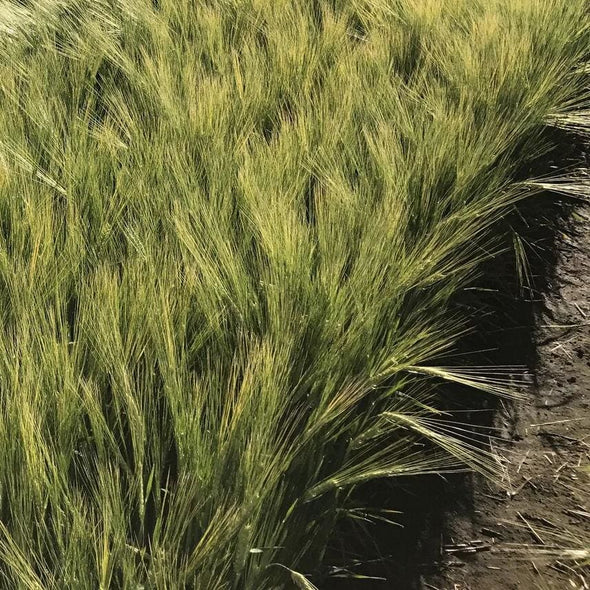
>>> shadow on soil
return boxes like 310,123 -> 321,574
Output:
320,127 -> 585,589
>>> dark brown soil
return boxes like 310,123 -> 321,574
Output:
421,200 -> 590,590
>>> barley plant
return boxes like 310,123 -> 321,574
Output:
0,1 -> 587,588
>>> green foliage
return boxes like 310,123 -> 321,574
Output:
0,0 -> 587,587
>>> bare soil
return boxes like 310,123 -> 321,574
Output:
421,199 -> 590,590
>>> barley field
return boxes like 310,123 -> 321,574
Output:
0,1 -> 587,588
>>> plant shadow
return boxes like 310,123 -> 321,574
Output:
320,127 -> 586,589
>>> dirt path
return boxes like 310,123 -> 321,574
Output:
423,200 -> 590,590
321,134 -> 589,589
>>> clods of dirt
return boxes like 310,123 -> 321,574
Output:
423,203 -> 590,590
